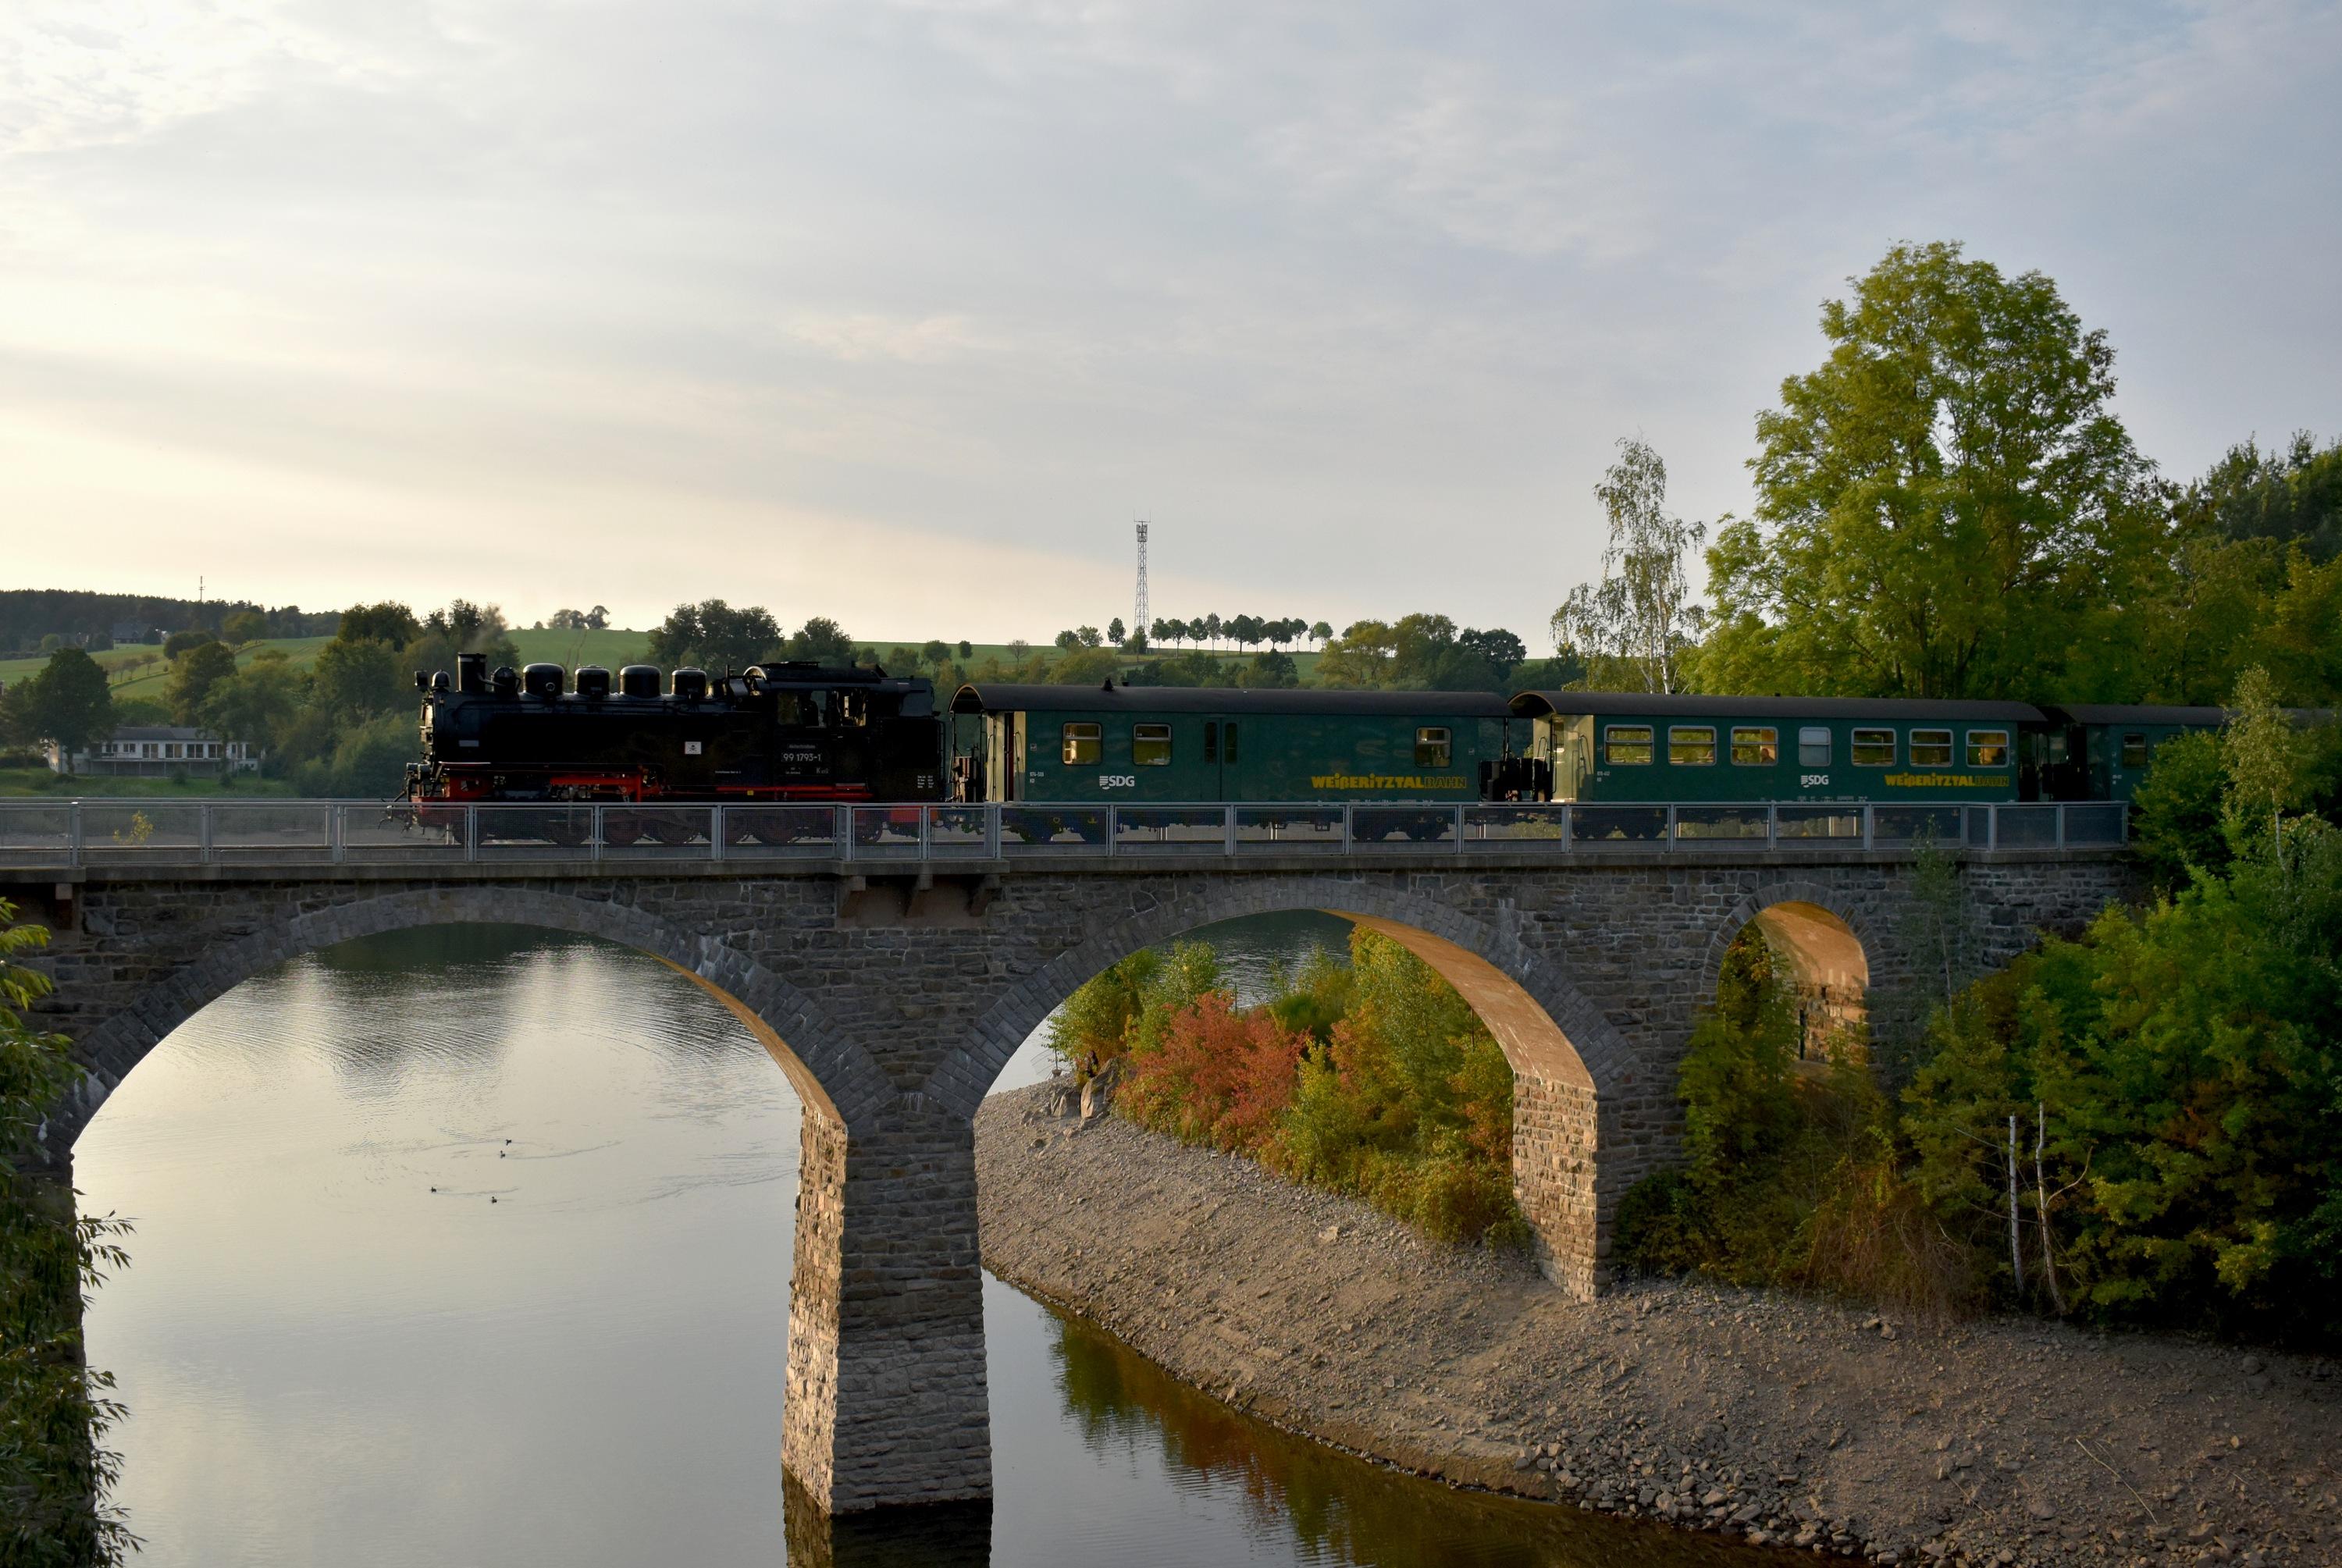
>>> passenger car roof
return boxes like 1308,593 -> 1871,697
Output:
950,683 -> 1511,717
1507,691 -> 2046,723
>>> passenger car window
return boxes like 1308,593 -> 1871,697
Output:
1968,729 -> 2011,767
1415,727 -> 1451,767
1910,728 -> 1953,766
2120,733 -> 2148,769
1732,726 -> 1778,766
1604,725 -> 1653,765
1061,723 -> 1101,766
1852,728 -> 1895,766
1669,726 -> 1717,766
1798,727 -> 1831,766
1132,723 -> 1173,766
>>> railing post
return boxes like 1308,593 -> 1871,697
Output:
1861,805 -> 1874,852
1452,803 -> 1465,848
1665,803 -> 1678,849
838,805 -> 854,863
1557,802 -> 1570,854
1224,804 -> 1237,858
465,804 -> 479,862
710,805 -> 725,862
917,804 -> 931,863
2055,803 -> 2066,848
589,805 -> 603,862
986,803 -> 1001,860
329,803 -> 344,864
199,802 -> 214,863
1766,802 -> 1778,850
1342,802 -> 1354,852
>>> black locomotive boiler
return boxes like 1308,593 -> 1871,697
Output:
404,653 -> 947,806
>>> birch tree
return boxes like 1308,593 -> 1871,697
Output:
1550,436 -> 1707,692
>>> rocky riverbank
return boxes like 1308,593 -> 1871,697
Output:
975,1083 -> 2340,1568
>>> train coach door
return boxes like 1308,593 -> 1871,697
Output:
1202,718 -> 1238,801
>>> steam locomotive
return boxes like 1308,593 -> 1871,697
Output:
403,653 -> 946,805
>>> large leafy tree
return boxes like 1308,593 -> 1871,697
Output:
646,600 -> 783,671
163,641 -> 240,726
9,650 -> 115,770
1699,241 -> 2152,699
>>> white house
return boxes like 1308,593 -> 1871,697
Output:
49,726 -> 260,777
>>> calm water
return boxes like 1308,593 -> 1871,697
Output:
75,919 -> 1749,1566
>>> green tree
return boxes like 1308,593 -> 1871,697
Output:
1551,437 -> 1707,693
218,610 -> 268,646
309,637 -> 407,721
198,653 -> 308,754
1700,241 -> 2151,699
785,617 -> 856,666
160,629 -> 214,662
18,651 -> 115,770
2220,667 -> 2307,852
334,603 -> 420,648
2,898 -> 137,1564
1235,650 -> 1299,688
163,641 -> 239,726
2129,730 -> 2227,888
647,600 -> 783,670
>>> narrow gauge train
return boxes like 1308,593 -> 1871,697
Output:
403,652 -> 2277,818
404,653 -> 944,812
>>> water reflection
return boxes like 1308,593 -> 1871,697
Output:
1036,1302 -> 1782,1568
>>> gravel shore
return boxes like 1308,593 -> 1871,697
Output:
975,1083 -> 2340,1568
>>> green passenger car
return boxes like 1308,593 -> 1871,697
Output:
1508,693 -> 2048,804
2035,705 -> 2225,803
949,684 -> 1513,803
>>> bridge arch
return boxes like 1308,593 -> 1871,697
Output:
927,876 -> 1633,1297
48,885 -> 892,1159
1699,881 -> 1885,1063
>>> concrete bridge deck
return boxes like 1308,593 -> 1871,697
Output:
0,797 -> 2136,1514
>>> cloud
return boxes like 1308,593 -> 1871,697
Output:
2,0 -> 2335,640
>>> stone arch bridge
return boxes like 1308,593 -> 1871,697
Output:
5,838 -> 2131,1513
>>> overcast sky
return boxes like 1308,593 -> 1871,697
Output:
5,2 -> 2337,645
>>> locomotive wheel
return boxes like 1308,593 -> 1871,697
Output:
603,818 -> 644,848
544,818 -> 589,849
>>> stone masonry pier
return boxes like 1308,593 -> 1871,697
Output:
2,844 -> 2136,1513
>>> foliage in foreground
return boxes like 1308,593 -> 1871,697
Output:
1,900 -> 135,1566
1618,689 -> 2342,1344
1051,929 -> 1529,1249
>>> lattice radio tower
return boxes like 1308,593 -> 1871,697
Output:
1133,521 -> 1150,645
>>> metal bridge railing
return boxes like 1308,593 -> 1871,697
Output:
0,798 -> 2129,870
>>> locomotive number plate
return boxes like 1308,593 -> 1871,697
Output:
685,741 -> 703,756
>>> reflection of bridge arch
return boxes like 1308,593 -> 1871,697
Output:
53,886 -> 888,1153
930,878 -> 1632,1297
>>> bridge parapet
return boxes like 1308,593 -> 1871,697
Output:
0,796 -> 2128,872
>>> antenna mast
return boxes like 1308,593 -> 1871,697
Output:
1133,521 -> 1149,645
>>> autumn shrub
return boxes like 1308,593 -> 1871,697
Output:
1118,992 -> 1305,1153
1060,926 -> 1532,1250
